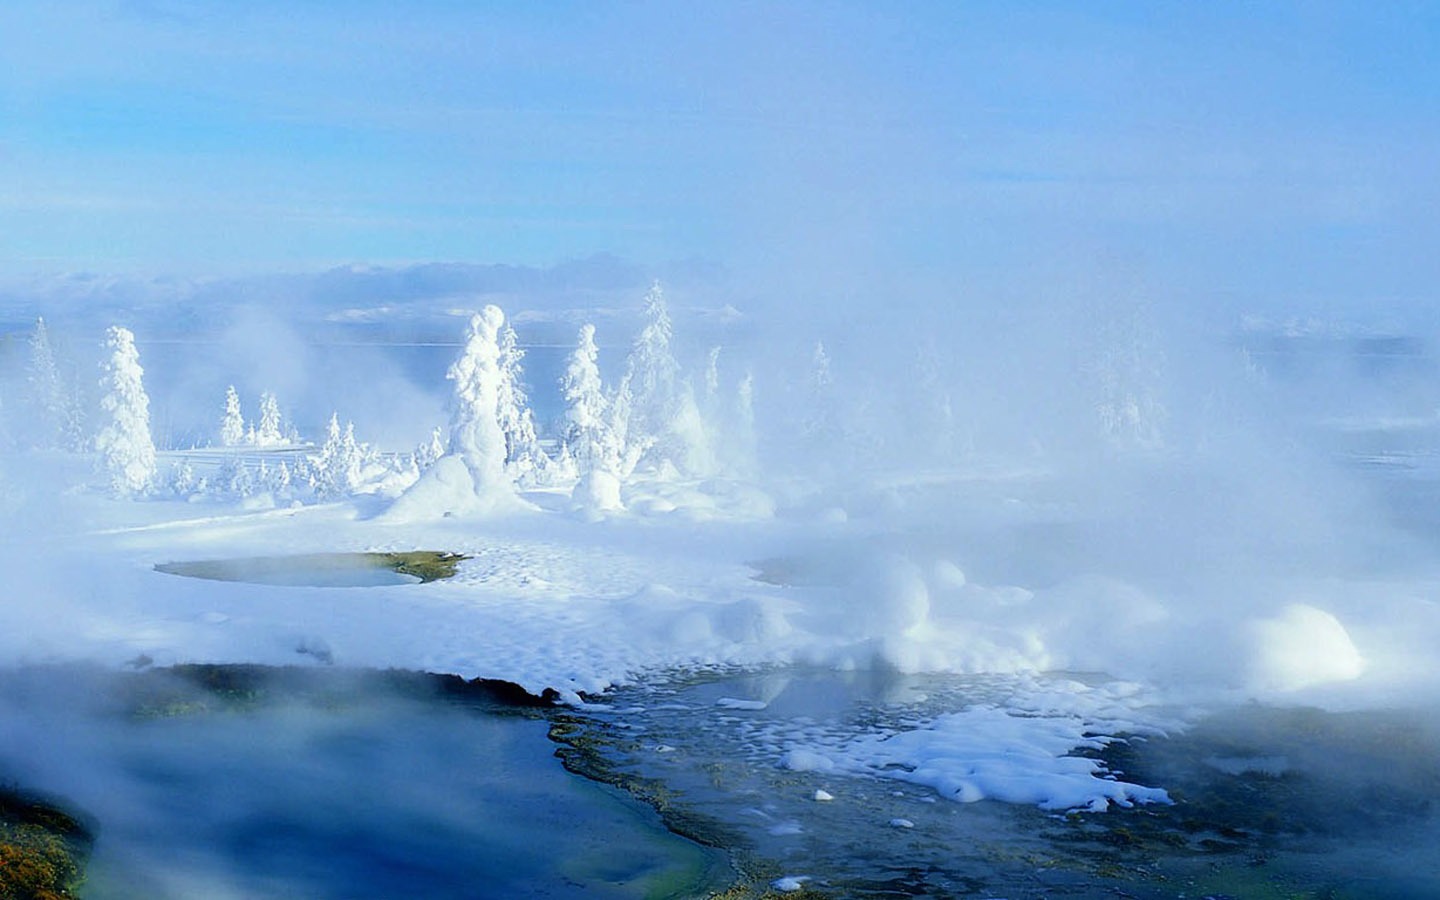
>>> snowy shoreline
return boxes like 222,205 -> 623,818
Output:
7,451 -> 1423,819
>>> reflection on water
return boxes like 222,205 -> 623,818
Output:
0,666 -> 727,900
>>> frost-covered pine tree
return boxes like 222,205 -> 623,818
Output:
619,281 -> 679,451
666,382 -> 713,475
386,307 -> 523,520
217,454 -> 255,498
26,318 -> 85,451
310,414 -> 364,497
560,323 -> 614,475
312,412 -> 345,497
95,325 -> 157,496
446,306 -> 510,497
26,317 -> 63,447
730,370 -> 759,476
220,386 -> 245,447
696,345 -> 726,456
255,391 -> 284,446
1091,302 -> 1166,451
703,346 -> 722,402
339,422 -> 363,489
606,373 -> 639,476
264,459 -> 293,498
559,323 -> 628,510
614,280 -> 713,475
167,459 -> 198,497
414,426 -> 446,471
496,323 -> 548,481
802,340 -> 838,446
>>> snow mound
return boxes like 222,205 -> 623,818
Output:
571,469 -> 623,516
383,456 -> 532,521
849,553 -> 930,638
1246,603 -> 1365,693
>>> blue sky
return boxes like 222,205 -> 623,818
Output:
2,1 -> 1438,318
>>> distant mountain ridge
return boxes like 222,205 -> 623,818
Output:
0,255 -> 734,345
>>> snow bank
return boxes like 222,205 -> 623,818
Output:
383,456 -> 532,521
1,441 -> 1431,827
4,473 -> 1390,708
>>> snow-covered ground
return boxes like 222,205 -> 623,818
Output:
6,444 -> 1440,815
5,301 -> 1440,821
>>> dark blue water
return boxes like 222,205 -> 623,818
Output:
0,667 -> 728,900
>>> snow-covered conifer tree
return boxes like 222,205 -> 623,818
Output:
167,459 -> 198,497
312,412 -> 344,497
414,426 -> 446,471
217,455 -> 255,498
446,306 -> 510,497
560,323 -> 613,474
340,422 -> 363,488
559,323 -> 628,510
1092,303 -> 1166,451
26,318 -> 85,451
667,382 -> 713,475
386,307 -> 525,520
615,281 -> 713,476
731,370 -> 759,475
309,416 -> 370,498
496,323 -> 548,480
551,441 -> 577,481
95,325 -> 157,496
220,386 -> 245,447
607,374 -> 637,475
619,281 -> 679,450
696,345 -> 726,460
265,459 -> 293,498
703,346 -> 722,405
255,391 -> 284,446
802,340 -> 837,444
